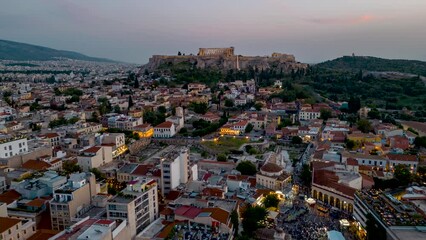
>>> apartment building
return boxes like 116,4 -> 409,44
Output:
0,217 -> 36,240
50,173 -> 97,231
107,177 -> 159,238
0,136 -> 28,158
160,147 -> 189,194
77,146 -> 113,171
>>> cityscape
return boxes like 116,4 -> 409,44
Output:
1,1 -> 426,240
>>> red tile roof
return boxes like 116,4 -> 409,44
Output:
131,164 -> 154,176
346,158 -> 358,166
83,146 -> 101,153
260,162 -> 282,173
175,206 -> 202,219
386,154 -> 418,162
40,133 -> 59,138
202,207 -> 230,225
22,160 -> 51,171
0,217 -> 21,234
25,198 -> 47,208
155,121 -> 173,128
0,190 -> 21,204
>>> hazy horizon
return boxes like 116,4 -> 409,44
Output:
1,0 -> 426,64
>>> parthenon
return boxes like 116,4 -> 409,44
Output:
198,47 -> 234,57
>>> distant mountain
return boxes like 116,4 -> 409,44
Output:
0,39 -> 116,62
316,56 -> 426,76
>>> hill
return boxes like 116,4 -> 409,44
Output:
316,56 -> 426,76
0,39 -> 116,62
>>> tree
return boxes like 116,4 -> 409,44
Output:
134,78 -> 140,88
348,96 -> 361,113
62,161 -> 81,174
189,102 -> 208,114
320,108 -> 332,120
158,106 -> 167,114
300,164 -> 312,186
230,210 -> 239,237
217,153 -> 227,162
241,205 -> 268,235
245,123 -> 254,133
236,161 -> 257,175
90,168 -> 106,180
414,136 -> 426,148
346,139 -> 356,150
291,136 -> 303,144
254,102 -> 263,111
262,193 -> 280,208
357,119 -> 372,133
368,108 -> 381,119
128,95 -> 134,109
394,164 -> 411,186
224,99 -> 234,108
114,105 -> 121,114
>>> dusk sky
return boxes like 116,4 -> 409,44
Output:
1,0 -> 426,64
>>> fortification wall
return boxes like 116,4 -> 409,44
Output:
141,52 -> 307,73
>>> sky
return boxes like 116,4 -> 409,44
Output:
1,0 -> 426,64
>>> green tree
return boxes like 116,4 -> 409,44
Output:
62,161 -> 81,175
348,96 -> 361,113
291,136 -> 303,144
368,108 -> 381,119
320,108 -> 332,120
414,136 -> 426,148
245,123 -> 254,133
346,139 -> 356,150
241,205 -> 268,235
158,106 -> 167,114
217,153 -> 227,162
262,193 -> 280,208
128,95 -> 134,109
357,119 -> 372,133
189,102 -> 208,114
300,164 -> 312,186
90,168 -> 106,180
230,210 -> 239,237
236,161 -> 257,175
254,102 -> 263,111
224,99 -> 234,108
394,164 -> 411,186
114,105 -> 121,114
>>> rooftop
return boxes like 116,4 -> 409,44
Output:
356,189 -> 426,227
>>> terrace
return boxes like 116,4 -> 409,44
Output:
160,221 -> 230,240
357,189 -> 426,227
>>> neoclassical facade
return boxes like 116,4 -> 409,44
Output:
198,47 -> 234,57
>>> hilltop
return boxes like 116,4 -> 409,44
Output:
316,55 -> 426,76
0,39 -> 116,62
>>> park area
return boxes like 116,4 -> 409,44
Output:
201,136 -> 250,154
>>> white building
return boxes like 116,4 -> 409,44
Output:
154,121 -> 176,138
107,177 -> 159,238
160,147 -> 189,194
77,146 -> 113,171
0,217 -> 36,240
0,136 -> 28,158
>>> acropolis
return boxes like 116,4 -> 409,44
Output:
141,47 -> 307,73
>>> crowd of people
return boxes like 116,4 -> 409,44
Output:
278,202 -> 341,240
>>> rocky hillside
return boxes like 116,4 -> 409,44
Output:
140,53 -> 308,73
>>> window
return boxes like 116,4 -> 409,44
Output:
8,145 -> 12,150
